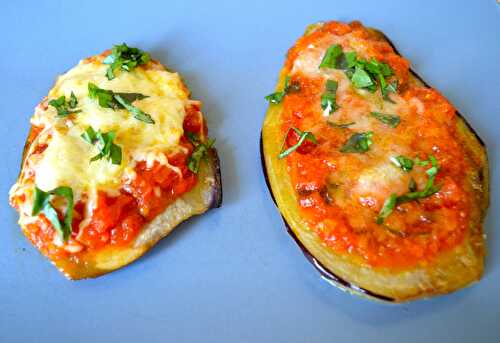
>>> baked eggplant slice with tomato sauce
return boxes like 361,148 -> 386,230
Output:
262,21 -> 489,302
9,44 -> 222,279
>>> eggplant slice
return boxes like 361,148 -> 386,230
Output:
261,22 -> 489,302
10,52 -> 222,280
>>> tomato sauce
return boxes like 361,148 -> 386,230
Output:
280,21 -> 472,269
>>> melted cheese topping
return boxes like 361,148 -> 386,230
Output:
28,60 -> 188,199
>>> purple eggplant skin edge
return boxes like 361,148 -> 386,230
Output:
259,31 -> 488,303
208,148 -> 223,209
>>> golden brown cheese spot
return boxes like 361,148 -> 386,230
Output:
281,21 -> 472,269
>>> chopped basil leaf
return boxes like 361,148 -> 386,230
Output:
265,91 -> 285,104
187,133 -> 215,173
109,144 -> 123,165
344,51 -> 357,68
321,80 -> 339,114
390,155 -> 414,172
340,132 -> 373,153
32,186 -> 49,216
48,96 -> 67,115
414,157 -> 429,166
103,43 -> 150,80
114,92 -> 148,103
265,75 -> 301,104
427,155 -> 438,175
365,58 -> 393,77
376,155 -> 441,224
81,126 -> 122,165
278,127 -> 317,159
365,58 -> 393,99
48,91 -> 81,117
114,94 -> 155,124
376,193 -> 397,225
319,44 -> 343,69
370,111 -> 400,128
379,62 -> 393,76
68,92 -> 78,108
396,184 -> 441,204
320,45 -> 397,101
327,121 -> 355,128
351,66 -> 374,88
81,126 -> 97,143
32,186 -> 74,241
398,156 -> 441,204
88,83 -> 154,124
382,80 -> 398,103
88,83 -> 118,109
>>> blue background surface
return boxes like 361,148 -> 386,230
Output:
1,1 -> 499,342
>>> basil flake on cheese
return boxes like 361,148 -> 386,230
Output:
377,155 -> 442,224
81,126 -> 122,165
390,155 -> 414,172
48,91 -> 81,117
103,43 -> 150,80
340,132 -> 373,153
88,83 -> 155,124
321,79 -> 339,115
371,111 -> 400,128
319,44 -> 397,101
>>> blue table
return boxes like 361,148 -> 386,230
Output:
1,1 -> 499,342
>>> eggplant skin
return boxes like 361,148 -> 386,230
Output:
261,22 -> 489,302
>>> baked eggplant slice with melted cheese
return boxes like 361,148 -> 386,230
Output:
262,21 -> 489,302
9,44 -> 222,279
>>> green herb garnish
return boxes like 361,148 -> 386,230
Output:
376,155 -> 442,224
81,126 -> 122,165
337,51 -> 357,70
370,111 -> 400,128
265,75 -> 301,104
319,44 -> 343,69
383,80 -> 398,103
319,45 -> 397,101
340,132 -> 373,153
103,43 -> 150,80
278,127 -> 317,159
48,91 -> 81,117
88,83 -> 154,124
390,155 -> 414,172
328,121 -> 355,128
114,94 -> 154,124
351,66 -> 374,89
321,80 -> 339,115
376,193 -> 397,225
32,186 -> 74,241
186,132 -> 215,174
414,156 -> 430,167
